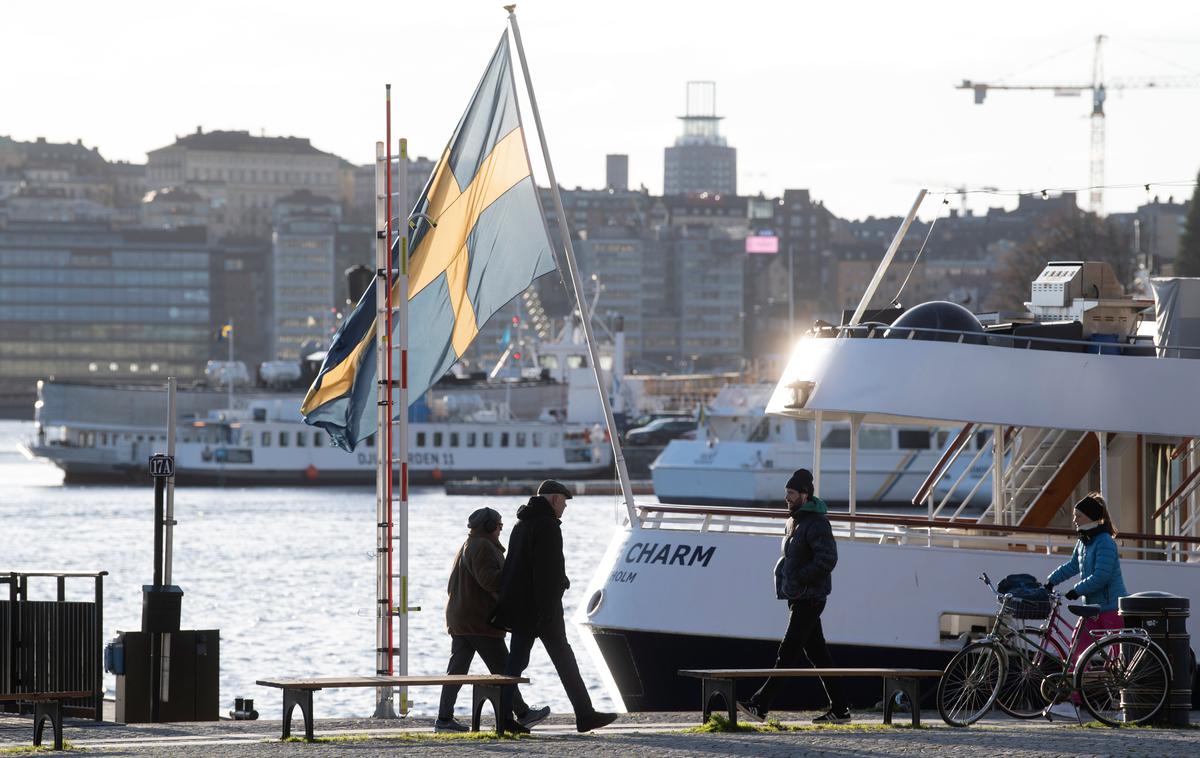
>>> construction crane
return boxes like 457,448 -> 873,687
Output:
958,34 -> 1200,214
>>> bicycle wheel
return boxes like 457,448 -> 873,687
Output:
1076,634 -> 1171,726
938,641 -> 1005,727
997,627 -> 1066,718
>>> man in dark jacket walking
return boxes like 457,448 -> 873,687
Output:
435,507 -> 550,732
738,469 -> 850,724
492,480 -> 618,734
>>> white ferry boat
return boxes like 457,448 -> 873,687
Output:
650,384 -> 992,507
576,261 -> 1200,712
21,319 -> 620,485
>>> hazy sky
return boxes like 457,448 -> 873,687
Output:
5,1 -> 1200,220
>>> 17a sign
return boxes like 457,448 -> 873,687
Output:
149,455 -> 175,478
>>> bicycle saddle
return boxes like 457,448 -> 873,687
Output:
1068,603 -> 1102,618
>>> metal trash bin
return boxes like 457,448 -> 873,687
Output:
1118,591 -> 1191,726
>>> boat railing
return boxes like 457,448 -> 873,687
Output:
827,324 -> 1200,358
636,504 -> 1200,563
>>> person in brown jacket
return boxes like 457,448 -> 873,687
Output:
435,507 -> 550,732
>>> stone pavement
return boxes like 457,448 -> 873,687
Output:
1,711 -> 1197,756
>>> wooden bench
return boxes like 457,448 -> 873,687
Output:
257,675 -> 528,740
0,690 -> 93,750
679,668 -> 943,728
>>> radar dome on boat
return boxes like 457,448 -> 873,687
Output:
885,301 -> 985,343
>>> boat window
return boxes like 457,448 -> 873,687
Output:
898,430 -> 931,449
483,432 -> 493,447
433,432 -> 443,447
416,432 -> 426,447
244,432 -> 253,447
279,431 -> 289,447
314,432 -> 324,447
531,432 -> 541,447
365,434 -> 375,448
450,432 -> 459,447
823,428 -> 850,448
467,432 -> 477,447
101,433 -> 108,446
500,432 -> 510,447
296,431 -> 306,447
261,432 -> 271,447
936,430 -> 951,449
860,428 -> 892,450
975,430 -> 992,450
516,432 -> 526,447
549,432 -> 560,447
794,421 -> 810,441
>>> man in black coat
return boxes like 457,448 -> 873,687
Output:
738,468 -> 850,724
491,480 -> 618,733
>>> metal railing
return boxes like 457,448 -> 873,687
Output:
826,323 -> 1200,358
636,504 -> 1200,562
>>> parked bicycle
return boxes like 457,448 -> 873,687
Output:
937,572 -> 1171,727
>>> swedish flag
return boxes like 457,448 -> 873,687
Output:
301,34 -> 556,451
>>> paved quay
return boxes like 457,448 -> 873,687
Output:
3,711 -> 1199,756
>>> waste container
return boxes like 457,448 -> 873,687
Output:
141,585 -> 183,633
1118,592 -> 1191,726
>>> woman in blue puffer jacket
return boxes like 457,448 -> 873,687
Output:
1045,493 -> 1127,618
1044,493 -> 1127,717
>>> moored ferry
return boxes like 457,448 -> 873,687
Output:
576,262 -> 1200,712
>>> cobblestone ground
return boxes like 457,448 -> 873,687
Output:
2,711 -> 1198,757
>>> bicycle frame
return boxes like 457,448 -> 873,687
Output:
978,572 -> 1163,706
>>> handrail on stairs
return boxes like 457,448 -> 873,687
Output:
911,423 -> 974,506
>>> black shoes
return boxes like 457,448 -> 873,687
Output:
500,719 -> 531,735
516,705 -> 551,729
434,716 -> 470,732
812,708 -> 851,724
736,700 -> 768,722
576,710 -> 618,732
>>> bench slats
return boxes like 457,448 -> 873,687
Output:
0,691 -> 94,702
679,668 -> 942,678
257,674 -> 527,690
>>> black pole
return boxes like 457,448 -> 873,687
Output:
153,477 -> 165,588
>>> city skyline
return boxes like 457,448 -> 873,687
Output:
5,1 -> 1200,219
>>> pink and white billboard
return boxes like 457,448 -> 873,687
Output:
745,235 -> 779,254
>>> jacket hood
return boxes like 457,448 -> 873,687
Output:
517,495 -> 556,521
790,495 -> 828,516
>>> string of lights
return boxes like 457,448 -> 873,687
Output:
932,178 -> 1198,200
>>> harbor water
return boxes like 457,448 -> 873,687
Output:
0,420 -> 621,719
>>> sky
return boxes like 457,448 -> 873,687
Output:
5,0 -> 1200,221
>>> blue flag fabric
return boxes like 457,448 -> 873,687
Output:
301,34 -> 555,451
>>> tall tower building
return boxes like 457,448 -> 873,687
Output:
663,81 -> 736,196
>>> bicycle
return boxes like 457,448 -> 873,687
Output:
937,572 -> 1171,727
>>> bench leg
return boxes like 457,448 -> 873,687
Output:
701,678 -> 737,727
883,676 -> 920,727
282,688 -> 315,741
33,700 -> 63,750
471,684 -> 501,734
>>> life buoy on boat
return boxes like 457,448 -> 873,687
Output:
305,464 -> 319,481
432,466 -> 443,482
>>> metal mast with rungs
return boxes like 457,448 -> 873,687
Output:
957,34 -> 1200,214
371,85 -> 411,718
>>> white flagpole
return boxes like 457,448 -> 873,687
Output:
506,7 -> 638,524
394,137 -> 411,714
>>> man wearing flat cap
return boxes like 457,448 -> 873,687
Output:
492,480 -> 618,733
435,506 -> 549,732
